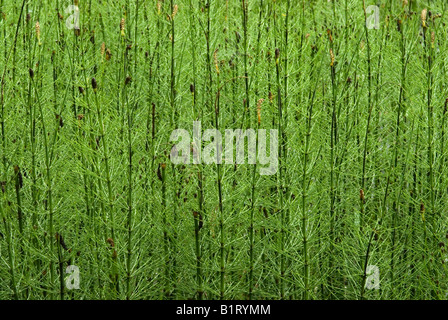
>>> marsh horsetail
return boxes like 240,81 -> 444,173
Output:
0,0 -> 447,301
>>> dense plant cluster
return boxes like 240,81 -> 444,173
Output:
1,0 -> 448,300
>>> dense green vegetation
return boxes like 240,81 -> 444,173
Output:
1,0 -> 448,300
